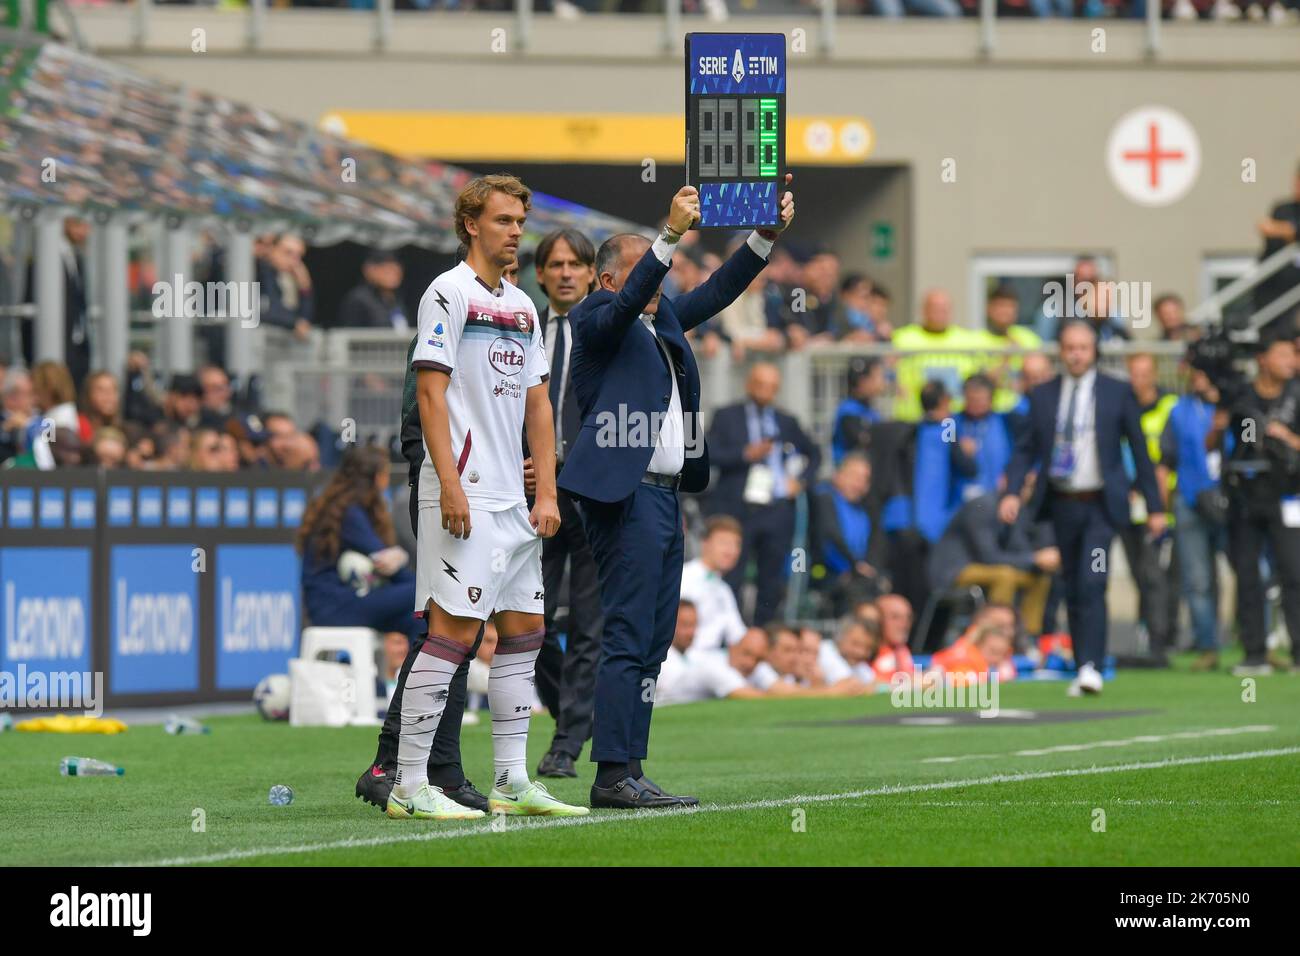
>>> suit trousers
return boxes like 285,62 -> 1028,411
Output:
1049,494 -> 1116,670
580,482 -> 684,764
369,481 -> 481,784
724,498 -> 796,626
1227,495 -> 1300,664
535,486 -> 605,759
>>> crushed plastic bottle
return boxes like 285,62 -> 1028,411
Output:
268,784 -> 294,806
164,715 -> 209,735
60,757 -> 124,777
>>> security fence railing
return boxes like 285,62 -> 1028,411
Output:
283,329 -> 1192,475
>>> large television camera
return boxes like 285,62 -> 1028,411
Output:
1187,320 -> 1300,480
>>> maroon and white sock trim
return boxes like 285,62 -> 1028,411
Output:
495,627 -> 545,655
418,633 -> 473,663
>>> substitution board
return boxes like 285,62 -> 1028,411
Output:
685,32 -> 787,229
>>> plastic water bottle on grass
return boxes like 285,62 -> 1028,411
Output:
164,715 -> 209,735
268,784 -> 294,806
0,713 -> 13,732
60,757 -> 124,777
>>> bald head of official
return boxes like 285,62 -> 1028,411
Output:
595,234 -> 660,315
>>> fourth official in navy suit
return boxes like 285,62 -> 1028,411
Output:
559,179 -> 796,808
1000,319 -> 1166,696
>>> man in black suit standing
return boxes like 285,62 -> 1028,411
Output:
524,228 -> 606,780
708,362 -> 821,625
999,320 -> 1165,696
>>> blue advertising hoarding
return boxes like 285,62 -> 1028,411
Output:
0,547 -> 93,677
215,544 -> 301,690
109,545 -> 200,694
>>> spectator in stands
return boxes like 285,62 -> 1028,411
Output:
28,361 -> 79,471
818,616 -> 879,689
873,593 -> 916,681
1254,161 -> 1300,327
929,607 -> 1018,685
867,282 -> 893,338
787,249 -> 845,347
980,285 -> 1043,412
871,0 -> 961,17
257,233 -> 314,340
952,373 -> 1012,504
839,273 -> 884,342
798,625 -> 872,695
679,515 -> 747,652
853,597 -> 884,638
163,374 -> 203,429
197,365 -> 237,429
151,428 -> 192,472
22,217 -> 91,389
122,351 -> 163,428
79,370 -> 122,442
1154,294 -> 1193,342
217,432 -> 241,472
655,600 -> 766,705
715,237 -> 784,360
1038,257 -> 1131,344
189,426 -> 230,471
297,445 -> 422,643
88,427 -> 127,468
812,452 -> 887,615
337,250 -> 410,331
748,623 -> 803,692
913,380 -> 977,543
892,288 -> 981,421
263,411 -> 299,467
1158,367 -> 1226,671
1118,353 -> 1178,667
927,483 -> 1059,640
708,362 -> 821,625
0,369 -> 35,464
831,356 -> 885,466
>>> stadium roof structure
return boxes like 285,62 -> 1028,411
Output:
0,33 -> 649,249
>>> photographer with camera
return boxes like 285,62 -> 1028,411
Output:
1206,335 -> 1300,676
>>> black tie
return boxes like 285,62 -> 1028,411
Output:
1063,380 -> 1078,444
548,317 -> 566,428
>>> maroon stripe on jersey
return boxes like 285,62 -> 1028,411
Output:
495,627 -> 545,655
412,359 -> 452,374
419,633 -> 472,663
456,429 -> 472,476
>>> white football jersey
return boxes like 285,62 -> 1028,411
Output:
412,261 -> 548,511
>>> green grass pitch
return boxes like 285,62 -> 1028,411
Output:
2,659 -> 1297,866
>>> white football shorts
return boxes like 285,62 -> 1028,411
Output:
415,503 -> 544,621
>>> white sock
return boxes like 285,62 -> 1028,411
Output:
488,628 -> 544,793
394,633 -> 470,799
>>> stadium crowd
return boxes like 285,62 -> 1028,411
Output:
6,161 -> 1299,718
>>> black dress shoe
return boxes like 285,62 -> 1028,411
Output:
537,751 -> 578,779
637,776 -> 699,807
442,778 -> 490,812
355,763 -> 394,810
590,776 -> 682,809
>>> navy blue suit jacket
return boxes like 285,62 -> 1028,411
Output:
1004,372 -> 1161,531
558,241 -> 767,504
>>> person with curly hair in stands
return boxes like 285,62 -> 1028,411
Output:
297,445 -> 422,643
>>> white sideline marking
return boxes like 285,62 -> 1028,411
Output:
922,725 -> 1277,763
113,745 -> 1300,867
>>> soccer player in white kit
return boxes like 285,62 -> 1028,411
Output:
386,174 -> 586,820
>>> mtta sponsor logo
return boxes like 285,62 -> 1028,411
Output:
489,337 -> 526,376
